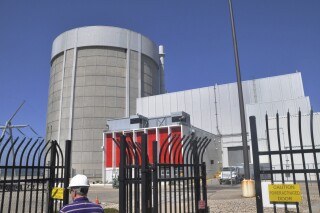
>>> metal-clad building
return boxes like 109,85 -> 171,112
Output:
136,72 -> 315,168
46,26 -> 164,177
103,112 -> 221,183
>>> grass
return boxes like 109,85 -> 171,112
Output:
104,208 -> 119,213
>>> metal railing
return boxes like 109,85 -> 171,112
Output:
250,110 -> 320,213
117,133 -> 211,213
0,136 -> 71,213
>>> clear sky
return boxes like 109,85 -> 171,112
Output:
0,0 -> 319,138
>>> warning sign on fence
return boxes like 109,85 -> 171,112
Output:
198,200 -> 206,209
51,187 -> 64,200
268,184 -> 301,203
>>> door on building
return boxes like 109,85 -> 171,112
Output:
228,146 -> 250,166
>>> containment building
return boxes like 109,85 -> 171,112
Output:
46,26 -> 165,178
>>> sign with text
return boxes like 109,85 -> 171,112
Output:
51,187 -> 64,200
268,184 -> 302,203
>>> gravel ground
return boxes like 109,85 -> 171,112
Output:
101,195 -> 320,213
98,180 -> 320,213
208,195 -> 320,213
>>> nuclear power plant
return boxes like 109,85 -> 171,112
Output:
46,26 -> 319,181
47,26 -> 165,177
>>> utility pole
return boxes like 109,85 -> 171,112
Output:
228,0 -> 250,179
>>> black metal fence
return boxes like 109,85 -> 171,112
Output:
0,136 -> 71,213
117,133 -> 211,213
250,110 -> 320,213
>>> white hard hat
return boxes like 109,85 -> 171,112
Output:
68,174 -> 90,188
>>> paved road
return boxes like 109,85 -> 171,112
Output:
207,178 -> 243,200
86,184 -> 119,204
86,178 -> 243,204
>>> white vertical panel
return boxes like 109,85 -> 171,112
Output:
148,96 -> 156,117
143,98 -> 149,117
191,89 -> 202,129
176,91 -> 185,112
296,97 -> 311,113
270,77 -> 283,101
208,87 -> 216,134
242,80 -> 253,104
184,90 -> 193,124
162,94 -> 171,116
136,99 -> 142,114
215,85 -> 223,136
257,77 -> 273,103
314,114 -> 320,147
283,99 -> 299,113
244,80 -> 254,104
217,84 -> 232,135
273,101 -> 286,115
246,104 -> 261,133
169,93 -> 178,113
291,72 -> 305,97
280,75 -> 294,100
300,114 -> 312,147
155,95 -> 164,116
199,87 -> 211,132
228,83 -> 241,136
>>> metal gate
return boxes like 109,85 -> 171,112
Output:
0,136 -> 71,213
117,133 -> 211,213
250,110 -> 320,213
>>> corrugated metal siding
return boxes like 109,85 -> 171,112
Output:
137,73 -> 309,136
246,97 -> 311,140
256,113 -> 320,167
136,73 -> 314,166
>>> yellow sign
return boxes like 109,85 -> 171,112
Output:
268,184 -> 302,203
51,187 -> 64,200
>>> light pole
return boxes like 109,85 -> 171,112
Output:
228,0 -> 250,179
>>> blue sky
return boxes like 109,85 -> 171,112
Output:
0,0 -> 319,137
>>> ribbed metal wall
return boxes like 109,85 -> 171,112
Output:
136,72 -> 315,167
46,26 -> 162,178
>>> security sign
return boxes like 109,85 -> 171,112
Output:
268,184 -> 302,203
51,187 -> 64,200
198,200 -> 206,209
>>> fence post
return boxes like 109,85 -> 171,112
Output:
201,162 -> 208,213
250,116 -> 263,213
153,140 -> 158,213
119,135 -> 126,213
141,133 -> 151,213
193,140 -> 200,213
48,141 -> 57,213
63,140 -> 72,206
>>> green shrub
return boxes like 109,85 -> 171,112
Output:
104,208 -> 119,213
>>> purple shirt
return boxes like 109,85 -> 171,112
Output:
59,197 -> 104,213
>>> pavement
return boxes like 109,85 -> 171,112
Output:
69,179 -> 320,212
86,178 -> 244,204
206,178 -> 243,200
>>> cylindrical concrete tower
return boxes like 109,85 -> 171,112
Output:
46,26 -> 164,178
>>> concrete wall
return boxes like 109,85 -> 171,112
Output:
46,26 -> 161,178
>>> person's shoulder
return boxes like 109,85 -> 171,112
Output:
81,202 -> 104,210
59,203 -> 74,213
90,202 -> 104,209
85,202 -> 104,212
60,202 -> 104,212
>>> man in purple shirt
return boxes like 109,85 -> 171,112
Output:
60,174 -> 104,213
